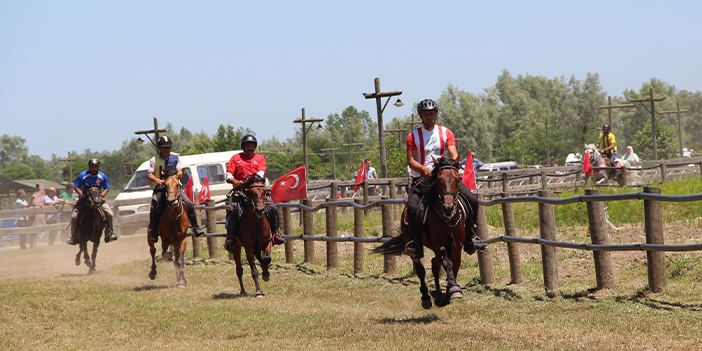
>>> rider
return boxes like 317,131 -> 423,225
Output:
404,98 -> 486,259
596,124 -> 617,166
224,134 -> 286,250
68,159 -> 118,245
146,136 -> 204,243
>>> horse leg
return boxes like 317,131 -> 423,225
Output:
83,237 -> 93,268
148,240 -> 158,280
88,240 -> 99,275
75,237 -> 84,266
233,245 -> 247,296
245,247 -> 264,297
441,248 -> 462,300
174,238 -> 187,288
414,259 -> 432,309
260,247 -> 271,282
431,255 -> 447,306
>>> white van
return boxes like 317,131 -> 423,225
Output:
115,151 -> 241,234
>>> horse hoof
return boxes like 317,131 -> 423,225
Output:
75,258 -> 81,266
254,291 -> 265,298
149,272 -> 157,280
88,267 -> 96,275
85,259 -> 93,268
421,299 -> 432,310
450,291 -> 463,300
262,271 -> 270,282
176,281 -> 187,288
240,291 -> 248,296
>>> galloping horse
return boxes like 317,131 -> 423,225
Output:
226,174 -> 272,297
148,167 -> 191,287
584,144 -> 623,185
373,157 -> 469,309
75,185 -> 105,275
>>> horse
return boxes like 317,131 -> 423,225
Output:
584,144 -> 612,185
373,157 -> 469,309
148,168 -> 191,287
75,185 -> 105,275
226,174 -> 272,297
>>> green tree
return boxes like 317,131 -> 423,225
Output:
0,164 -> 35,183
325,106 -> 377,149
438,84 -> 495,160
0,134 -> 29,170
632,119 -> 678,160
212,124 -> 254,152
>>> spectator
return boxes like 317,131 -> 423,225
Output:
15,189 -> 33,249
621,146 -> 640,162
459,155 -> 483,170
364,159 -> 379,194
61,183 -> 78,205
43,187 -> 64,246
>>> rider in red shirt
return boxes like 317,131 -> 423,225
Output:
224,135 -> 286,250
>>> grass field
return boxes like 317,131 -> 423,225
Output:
3,180 -> 702,350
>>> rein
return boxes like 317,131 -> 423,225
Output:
164,177 -> 185,219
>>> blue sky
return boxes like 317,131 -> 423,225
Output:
2,1 -> 700,159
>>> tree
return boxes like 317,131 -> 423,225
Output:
437,84 -> 495,160
632,119 -> 678,160
0,164 -> 35,183
0,134 -> 29,170
325,106 -> 377,149
212,124 -> 254,152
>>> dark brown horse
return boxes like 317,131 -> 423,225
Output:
373,157 -> 468,309
226,175 -> 272,297
75,185 -> 105,275
148,168 -> 190,287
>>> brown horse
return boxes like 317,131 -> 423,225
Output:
373,157 -> 468,309
226,175 -> 272,297
148,168 -> 190,287
75,185 -> 105,275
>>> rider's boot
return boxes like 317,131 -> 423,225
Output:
224,211 -> 241,252
187,205 -> 204,237
265,206 -> 285,245
104,210 -> 118,243
403,210 -> 424,259
463,222 -> 487,255
147,207 -> 160,243
271,233 -> 286,245
68,218 -> 79,245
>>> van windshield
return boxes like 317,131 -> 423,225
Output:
196,164 -> 225,184
123,170 -> 150,192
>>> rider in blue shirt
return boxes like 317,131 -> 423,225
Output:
68,159 -> 118,245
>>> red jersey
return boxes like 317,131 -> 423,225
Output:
226,152 -> 266,181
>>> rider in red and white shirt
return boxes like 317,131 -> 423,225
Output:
224,134 -> 285,250
404,98 -> 485,259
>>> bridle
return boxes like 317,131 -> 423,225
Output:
434,165 -> 460,222
246,184 -> 267,219
164,176 -> 184,219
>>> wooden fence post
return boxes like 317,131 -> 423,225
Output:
303,199 -> 315,264
282,205 -> 294,264
644,186 -> 666,293
476,194 -> 495,284
191,196 -> 202,258
205,199 -> 218,259
585,189 -> 614,289
541,171 -> 547,190
382,200 -> 396,274
502,192 -> 523,284
340,185 -> 348,215
502,173 -> 509,192
363,179 -> 369,215
326,186 -> 338,269
538,190 -> 558,290
660,164 -> 667,183
698,162 -> 702,178
353,198 -> 364,274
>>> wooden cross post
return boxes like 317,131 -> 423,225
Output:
58,152 -> 76,181
293,108 -> 324,173
342,143 -> 364,172
629,88 -> 667,160
134,116 -> 167,152
658,101 -> 689,158
320,147 -> 340,179
384,121 -> 408,152
363,77 -> 403,179
598,96 -> 633,132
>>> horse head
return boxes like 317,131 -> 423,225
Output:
432,157 -> 460,219
85,185 -> 103,209
244,175 -> 267,218
162,167 -> 181,208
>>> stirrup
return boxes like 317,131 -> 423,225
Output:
403,241 -> 421,258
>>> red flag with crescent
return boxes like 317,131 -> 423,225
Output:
271,165 -> 308,203
352,161 -> 366,192
184,175 -> 194,202
198,176 -> 211,203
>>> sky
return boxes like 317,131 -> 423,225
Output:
2,1 -> 701,160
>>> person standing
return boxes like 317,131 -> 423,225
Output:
404,98 -> 485,259
61,183 -> 78,205
364,159 -> 379,195
42,187 -> 64,246
146,136 -> 204,243
15,189 -> 33,249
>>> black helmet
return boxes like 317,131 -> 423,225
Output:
417,99 -> 438,112
88,159 -> 100,166
602,124 -> 611,131
157,136 -> 172,147
241,134 -> 257,148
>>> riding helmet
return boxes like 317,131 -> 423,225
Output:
417,99 -> 438,112
88,159 -> 100,166
602,124 -> 611,131
157,136 -> 173,148
241,134 -> 258,148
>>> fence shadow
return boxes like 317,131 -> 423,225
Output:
133,284 -> 171,292
375,314 -> 441,325
213,292 -> 248,300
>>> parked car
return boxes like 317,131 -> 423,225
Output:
477,161 -> 521,172
565,153 -> 582,166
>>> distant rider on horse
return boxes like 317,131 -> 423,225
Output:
403,98 -> 486,259
68,159 -> 118,245
596,124 -> 617,166
147,136 -> 204,243
224,134 -> 286,249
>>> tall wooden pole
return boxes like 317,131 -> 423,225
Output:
363,78 -> 402,179
321,147 -> 339,179
658,101 -> 689,158
294,108 -> 323,173
630,88 -> 666,160
598,96 -> 633,133
59,152 -> 76,181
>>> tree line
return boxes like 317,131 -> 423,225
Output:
2,72 -> 701,197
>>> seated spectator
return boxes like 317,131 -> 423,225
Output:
621,146 -> 640,162
61,183 -> 78,205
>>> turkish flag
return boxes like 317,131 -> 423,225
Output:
198,176 -> 211,203
271,166 -> 307,203
461,150 -> 477,191
352,162 -> 366,192
581,150 -> 593,176
184,175 -> 194,202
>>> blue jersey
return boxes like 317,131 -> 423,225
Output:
74,170 -> 111,195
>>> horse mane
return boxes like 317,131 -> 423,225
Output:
163,167 -> 178,178
240,174 -> 265,188
431,157 -> 459,177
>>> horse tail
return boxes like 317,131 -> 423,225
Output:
371,235 -> 406,256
